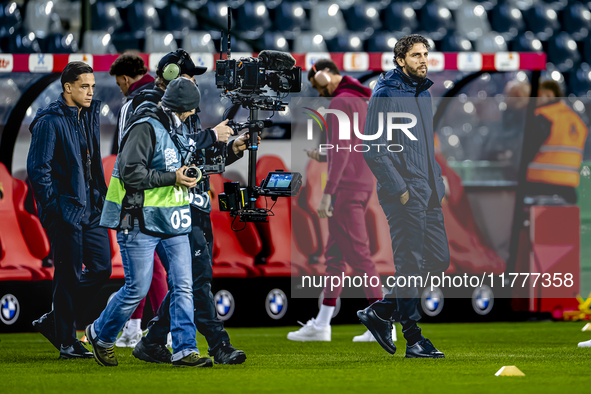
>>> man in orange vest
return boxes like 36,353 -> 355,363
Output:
525,80 -> 588,203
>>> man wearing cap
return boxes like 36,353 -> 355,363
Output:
130,50 -> 249,365
86,78 -> 214,368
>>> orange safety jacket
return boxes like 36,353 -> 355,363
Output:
526,101 -> 588,187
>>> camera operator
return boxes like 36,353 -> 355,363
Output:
128,50 -> 250,365
86,78 -> 211,368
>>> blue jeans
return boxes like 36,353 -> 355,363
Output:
91,221 -> 198,361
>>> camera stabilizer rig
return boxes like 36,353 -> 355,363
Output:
215,8 -> 302,223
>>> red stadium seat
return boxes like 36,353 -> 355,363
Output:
0,163 -> 50,282
254,155 -> 311,276
209,174 -> 262,278
102,155 -> 124,279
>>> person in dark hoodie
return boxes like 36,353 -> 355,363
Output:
28,62 -> 110,360
109,52 -> 155,154
357,35 -> 449,358
288,59 -> 385,343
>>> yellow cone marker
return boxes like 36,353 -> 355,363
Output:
582,323 -> 591,332
495,366 -> 525,376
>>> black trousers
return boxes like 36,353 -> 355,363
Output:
147,210 -> 230,353
370,190 -> 450,342
49,219 -> 111,346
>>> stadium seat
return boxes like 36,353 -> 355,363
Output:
82,31 -> 116,55
0,1 -> 22,37
91,1 -> 123,34
270,2 -> 309,39
292,32 -> 328,53
197,2 -> 230,32
235,2 -> 272,40
326,32 -> 365,52
310,2 -> 347,40
342,3 -> 381,38
7,33 -> 41,53
454,2 -> 491,41
523,4 -> 561,41
23,0 -> 57,40
489,3 -> 526,41
510,30 -> 544,52
117,2 -> 160,37
547,32 -> 581,72
440,32 -> 474,52
182,31 -> 217,53
258,32 -> 290,52
383,3 -> 419,37
110,33 -> 143,53
417,4 -> 454,40
567,63 -> 591,96
366,32 -> 397,53
144,31 -> 178,53
0,163 -> 51,282
43,32 -> 78,54
474,32 -> 508,52
157,4 -> 197,38
561,2 -> 591,41
539,0 -> 569,12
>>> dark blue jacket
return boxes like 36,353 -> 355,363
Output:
364,68 -> 445,207
27,95 -> 108,228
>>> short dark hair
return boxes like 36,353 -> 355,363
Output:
394,34 -> 431,66
307,58 -> 340,81
109,53 -> 147,78
61,61 -> 94,91
539,80 -> 563,98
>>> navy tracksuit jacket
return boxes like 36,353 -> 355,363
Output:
363,68 -> 450,342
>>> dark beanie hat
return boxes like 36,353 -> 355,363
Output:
161,77 -> 201,113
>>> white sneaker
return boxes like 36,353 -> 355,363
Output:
287,319 -> 331,341
353,327 -> 397,342
166,333 -> 172,348
116,325 -> 143,348
578,339 -> 591,348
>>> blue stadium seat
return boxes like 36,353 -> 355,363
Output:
383,3 -> 419,37
0,2 -> 22,38
292,32 -> 328,53
182,31 -> 217,53
23,1 -> 54,40
547,32 -> 581,72
7,32 -> 41,53
366,32 -> 398,52
117,2 -> 160,37
44,32 -> 78,54
418,4 -> 454,40
156,4 -> 197,38
567,63 -> 591,96
562,2 -> 591,41
271,2 -> 309,38
326,32 -> 365,52
489,3 -> 525,41
145,32 -> 178,53
342,3 -> 381,38
510,31 -> 544,52
454,3 -> 491,41
440,32 -> 473,52
474,32 -> 508,52
110,33 -> 143,53
258,32 -> 290,52
539,0 -> 569,12
91,2 -> 123,34
235,2 -> 272,40
310,2 -> 347,40
523,5 -> 560,41
198,2 -> 230,32
82,31 -> 117,55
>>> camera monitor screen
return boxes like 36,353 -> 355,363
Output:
267,173 -> 293,188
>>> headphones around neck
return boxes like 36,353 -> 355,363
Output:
311,63 -> 331,87
162,50 -> 188,81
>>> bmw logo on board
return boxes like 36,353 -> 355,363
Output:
421,287 -> 444,317
214,290 -> 235,321
1,294 -> 20,325
266,289 -> 288,320
472,285 -> 494,316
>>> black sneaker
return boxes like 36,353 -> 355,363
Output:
32,312 -> 60,350
59,341 -> 94,360
85,325 -> 118,367
357,306 -> 397,355
210,342 -> 246,365
405,338 -> 445,359
172,353 -> 213,368
133,337 -> 172,364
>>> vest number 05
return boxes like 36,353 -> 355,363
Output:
171,208 -> 191,229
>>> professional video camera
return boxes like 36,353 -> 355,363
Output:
214,8 -> 302,223
182,141 -> 228,183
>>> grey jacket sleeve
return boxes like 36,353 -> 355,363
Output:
118,122 -> 177,190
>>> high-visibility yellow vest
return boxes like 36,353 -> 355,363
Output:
526,101 -> 588,187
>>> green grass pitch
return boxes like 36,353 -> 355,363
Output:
1,322 -> 590,394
